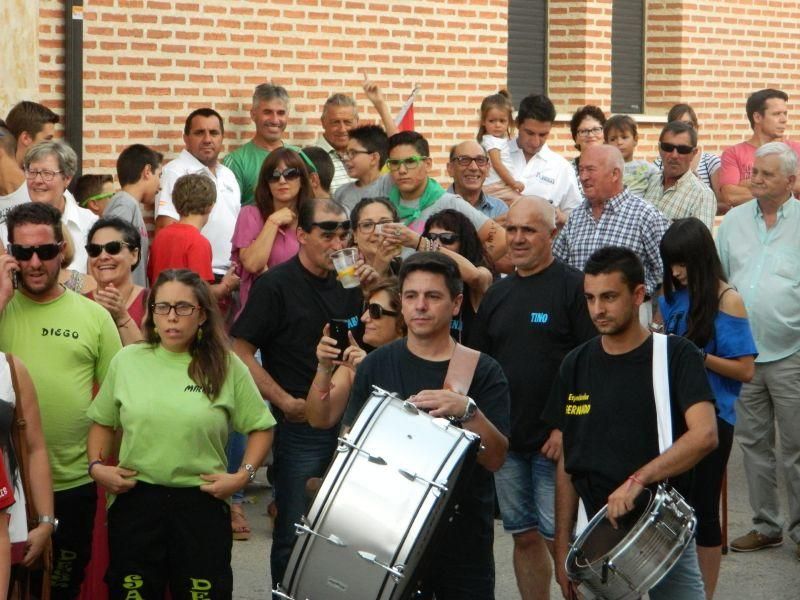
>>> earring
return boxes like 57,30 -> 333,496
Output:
196,327 -> 204,342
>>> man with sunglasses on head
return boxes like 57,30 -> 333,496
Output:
643,121 -> 716,230
446,140 -> 508,221
156,108 -> 241,287
231,198 -> 377,590
0,202 -> 122,599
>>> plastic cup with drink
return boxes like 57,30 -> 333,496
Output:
331,248 -> 361,289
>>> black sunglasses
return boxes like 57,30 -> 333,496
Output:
659,142 -> 695,155
367,303 -> 399,320
311,220 -> 352,233
8,243 -> 63,261
85,241 -> 131,258
268,167 -> 302,182
425,232 -> 459,245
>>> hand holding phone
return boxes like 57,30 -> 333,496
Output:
328,319 -> 350,360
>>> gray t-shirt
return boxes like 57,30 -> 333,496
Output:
104,191 -> 149,287
334,174 -> 393,213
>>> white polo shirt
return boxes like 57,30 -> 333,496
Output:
508,140 -> 582,213
156,150 -> 241,275
63,190 -> 98,274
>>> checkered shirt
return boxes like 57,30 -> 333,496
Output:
643,170 -> 716,230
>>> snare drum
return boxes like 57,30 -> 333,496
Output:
276,386 -> 481,600
566,484 -> 696,600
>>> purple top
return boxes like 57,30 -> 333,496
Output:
231,205 -> 300,310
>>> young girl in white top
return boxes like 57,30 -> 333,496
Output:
478,91 -> 525,202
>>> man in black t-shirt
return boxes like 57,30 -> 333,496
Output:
347,252 -> 510,600
231,198 -> 376,589
471,197 -> 596,600
544,247 -> 717,600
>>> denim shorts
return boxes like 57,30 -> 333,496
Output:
494,450 -> 556,539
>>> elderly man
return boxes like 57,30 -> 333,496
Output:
446,140 -> 509,221
156,108 -> 240,282
717,142 -> 800,560
644,121 -> 717,229
315,93 -> 358,194
471,197 -> 595,600
553,144 -> 668,322
223,83 -> 291,206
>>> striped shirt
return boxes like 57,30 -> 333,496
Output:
553,188 -> 670,296
654,152 -> 720,189
643,170 -> 717,230
315,135 -> 355,195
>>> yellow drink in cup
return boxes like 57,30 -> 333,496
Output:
331,248 -> 360,289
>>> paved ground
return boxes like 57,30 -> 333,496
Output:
231,442 -> 798,599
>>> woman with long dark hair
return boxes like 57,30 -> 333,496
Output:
423,209 -> 493,345
658,218 -> 757,599
86,269 -> 275,598
350,196 -> 402,277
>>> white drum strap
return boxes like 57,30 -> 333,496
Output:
652,333 -> 673,454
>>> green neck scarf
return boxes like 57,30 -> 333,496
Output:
389,178 -> 446,225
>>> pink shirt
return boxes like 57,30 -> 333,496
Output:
719,140 -> 800,186
230,205 -> 299,309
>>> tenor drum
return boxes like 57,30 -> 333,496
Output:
566,484 -> 696,600
276,386 -> 481,600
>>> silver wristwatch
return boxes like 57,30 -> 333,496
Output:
242,463 -> 256,483
454,396 -> 478,424
38,515 -> 59,532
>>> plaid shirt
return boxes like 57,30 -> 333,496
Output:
643,170 -> 716,230
553,188 -> 669,295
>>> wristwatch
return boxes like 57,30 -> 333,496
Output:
454,396 -> 478,424
242,463 -> 257,483
38,515 -> 59,532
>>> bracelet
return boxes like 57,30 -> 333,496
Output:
312,381 -> 335,401
316,364 -> 334,374
88,459 -> 104,476
627,473 -> 645,488
116,317 -> 132,329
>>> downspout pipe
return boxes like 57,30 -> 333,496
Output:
64,0 -> 84,181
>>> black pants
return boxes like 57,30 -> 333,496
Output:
106,482 -> 232,600
50,482 -> 97,600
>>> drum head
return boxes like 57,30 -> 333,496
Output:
576,490 -> 651,563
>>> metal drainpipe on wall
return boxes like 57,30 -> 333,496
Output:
65,0 -> 84,190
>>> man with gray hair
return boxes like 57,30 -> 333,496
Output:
471,196 -> 596,600
316,93 -> 358,194
717,141 -> 800,559
223,83 -> 292,205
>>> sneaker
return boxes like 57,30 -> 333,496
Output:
730,530 -> 783,552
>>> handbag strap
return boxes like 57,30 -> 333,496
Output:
7,353 -> 36,526
443,343 -> 480,396
651,333 -> 673,454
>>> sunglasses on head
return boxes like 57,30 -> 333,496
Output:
311,220 -> 352,233
8,243 -> 63,261
425,232 -> 459,245
367,303 -> 399,320
268,167 -> 302,183
659,142 -> 695,155
85,241 -> 131,258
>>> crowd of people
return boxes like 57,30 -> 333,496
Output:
0,81 -> 796,600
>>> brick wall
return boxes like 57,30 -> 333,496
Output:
31,0 -> 800,177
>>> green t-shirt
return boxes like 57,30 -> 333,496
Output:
88,344 -> 276,488
0,289 -> 121,491
222,141 -> 270,206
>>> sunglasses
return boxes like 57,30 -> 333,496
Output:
386,155 -> 428,171
86,241 -> 131,258
8,243 -> 63,261
268,167 -> 302,182
425,232 -> 459,245
659,142 -> 695,155
367,303 -> 399,320
311,220 -> 352,233
450,155 -> 490,167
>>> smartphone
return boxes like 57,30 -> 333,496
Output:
329,319 -> 350,360
374,223 -> 385,235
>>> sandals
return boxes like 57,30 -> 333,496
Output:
231,504 -> 251,541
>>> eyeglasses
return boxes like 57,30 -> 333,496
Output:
356,219 -> 393,233
311,220 -> 352,233
151,302 -> 200,317
7,243 -> 63,261
339,149 -> 372,161
85,241 -> 131,258
268,168 -> 302,182
386,155 -> 428,171
425,232 -> 459,244
24,169 -> 63,182
367,303 -> 399,320
577,127 -> 604,137
659,142 -> 695,155
450,155 -> 490,167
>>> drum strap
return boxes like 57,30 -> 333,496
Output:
443,343 -> 480,396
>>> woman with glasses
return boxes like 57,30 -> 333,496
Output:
423,209 -> 493,345
87,269 -> 275,599
349,196 -> 402,278
307,277 -> 405,429
569,106 -> 607,199
231,147 -> 314,311
86,217 -> 146,346
658,218 -> 757,599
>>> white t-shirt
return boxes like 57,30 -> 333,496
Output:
508,140 -> 582,213
156,150 -> 241,274
481,134 -> 514,185
63,190 -> 98,274
0,182 -> 30,247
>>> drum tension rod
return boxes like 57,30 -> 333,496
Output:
271,585 -> 296,600
357,551 -> 405,581
295,521 -> 347,547
337,437 -> 387,465
397,468 -> 448,493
